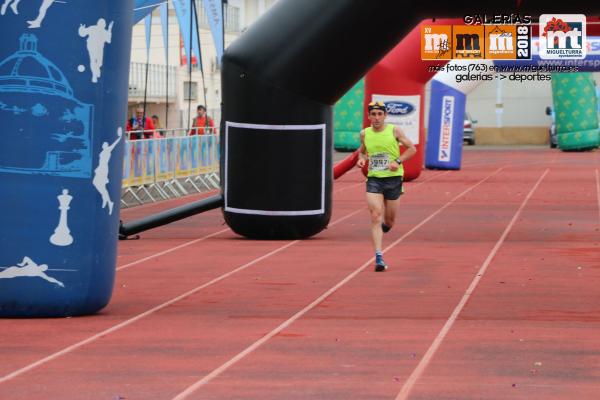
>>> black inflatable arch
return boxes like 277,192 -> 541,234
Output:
221,0 -> 598,239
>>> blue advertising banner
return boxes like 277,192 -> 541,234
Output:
131,139 -> 145,186
425,80 -> 465,170
156,137 -> 176,181
190,134 -> 200,174
144,139 -> 156,184
122,139 -> 132,187
144,12 -> 152,57
202,0 -> 223,63
160,2 -> 170,62
176,136 -> 192,177
133,0 -> 164,24
172,0 -> 201,69
201,134 -> 209,172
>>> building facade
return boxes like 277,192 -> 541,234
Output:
127,0 -> 278,133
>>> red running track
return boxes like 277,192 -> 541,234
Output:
1,148 -> 599,400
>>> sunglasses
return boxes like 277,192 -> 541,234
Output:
368,101 -> 387,113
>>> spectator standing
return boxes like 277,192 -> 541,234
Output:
189,105 -> 215,135
126,107 -> 156,139
152,115 -> 165,137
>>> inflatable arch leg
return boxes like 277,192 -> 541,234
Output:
0,1 -> 134,316
334,79 -> 364,152
552,72 -> 600,151
425,60 -> 493,170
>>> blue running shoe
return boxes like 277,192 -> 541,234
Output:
375,255 -> 388,272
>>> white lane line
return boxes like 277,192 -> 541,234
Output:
117,228 -> 231,271
596,169 -> 600,227
118,168 -> 363,272
0,165 -> 452,385
395,169 -> 549,400
170,167 -> 505,400
0,207 -> 363,385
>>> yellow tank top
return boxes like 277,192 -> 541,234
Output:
364,124 -> 403,178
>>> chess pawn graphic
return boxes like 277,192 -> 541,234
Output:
50,189 -> 74,246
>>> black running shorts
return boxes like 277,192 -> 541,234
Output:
366,176 -> 404,200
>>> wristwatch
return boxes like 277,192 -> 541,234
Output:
395,158 -> 402,164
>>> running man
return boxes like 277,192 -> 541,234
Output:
93,127 -> 122,215
27,0 -> 55,28
1,0 -> 20,15
357,101 -> 417,272
0,256 -> 64,287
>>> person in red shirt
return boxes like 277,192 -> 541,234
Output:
189,105 -> 215,135
126,107 -> 156,139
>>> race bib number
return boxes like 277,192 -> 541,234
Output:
369,153 -> 390,171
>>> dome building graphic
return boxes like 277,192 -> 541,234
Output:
0,34 -> 93,178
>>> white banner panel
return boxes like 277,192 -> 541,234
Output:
372,94 -> 420,144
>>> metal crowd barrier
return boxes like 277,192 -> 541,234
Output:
120,132 -> 220,208
126,127 -> 218,139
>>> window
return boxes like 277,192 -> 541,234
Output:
194,1 -> 240,33
195,0 -> 210,29
183,81 -> 197,100
224,4 -> 240,33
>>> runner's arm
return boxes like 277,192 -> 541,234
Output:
357,130 -> 367,167
394,126 -> 416,163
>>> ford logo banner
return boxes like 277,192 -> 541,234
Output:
385,101 -> 415,116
